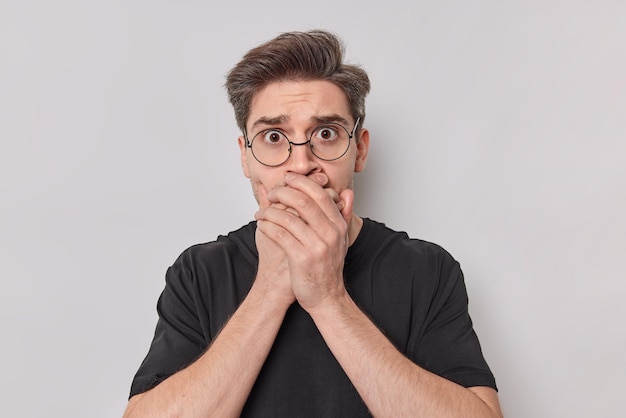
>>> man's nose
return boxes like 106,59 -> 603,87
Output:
287,140 -> 319,175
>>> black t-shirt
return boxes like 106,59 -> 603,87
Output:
130,218 -> 496,416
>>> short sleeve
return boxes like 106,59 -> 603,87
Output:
129,259 -> 208,398
412,259 -> 497,390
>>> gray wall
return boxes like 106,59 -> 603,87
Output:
1,1 -> 624,417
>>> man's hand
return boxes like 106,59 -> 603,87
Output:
254,172 -> 354,312
253,183 -> 295,308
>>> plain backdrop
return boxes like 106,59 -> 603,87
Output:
1,1 -> 625,417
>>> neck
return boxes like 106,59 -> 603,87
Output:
348,214 -> 363,247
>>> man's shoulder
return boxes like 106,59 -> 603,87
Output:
358,218 -> 460,279
361,218 -> 454,259
172,221 -> 258,267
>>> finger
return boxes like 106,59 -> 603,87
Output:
265,181 -> 346,250
271,201 -> 299,217
256,204 -> 345,268
268,177 -> 341,211
266,183 -> 328,227
308,172 -> 328,187
284,206 -> 299,217
308,172 -> 343,210
339,189 -> 354,226
281,173 -> 345,226
259,178 -> 300,216
325,188 -> 344,212
255,210 -> 306,251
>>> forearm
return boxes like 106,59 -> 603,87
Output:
308,294 -> 502,418
123,285 -> 289,418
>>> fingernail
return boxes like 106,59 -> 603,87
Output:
285,172 -> 296,181
313,173 -> 328,185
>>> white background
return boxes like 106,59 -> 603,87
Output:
1,1 -> 625,417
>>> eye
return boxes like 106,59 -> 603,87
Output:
313,126 -> 339,143
260,130 -> 286,145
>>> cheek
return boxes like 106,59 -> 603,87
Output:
248,175 -> 272,207
247,168 -> 285,193
249,179 -> 262,205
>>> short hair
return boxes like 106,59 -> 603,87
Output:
225,30 -> 370,133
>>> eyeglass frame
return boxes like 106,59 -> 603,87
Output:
243,117 -> 361,167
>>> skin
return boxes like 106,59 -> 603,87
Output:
123,79 -> 503,417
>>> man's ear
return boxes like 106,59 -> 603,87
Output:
238,136 -> 251,178
354,128 -> 369,173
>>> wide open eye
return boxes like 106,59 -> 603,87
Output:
312,125 -> 340,143
260,130 -> 287,145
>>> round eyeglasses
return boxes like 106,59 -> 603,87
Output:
244,117 -> 360,167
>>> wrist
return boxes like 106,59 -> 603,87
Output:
249,269 -> 295,312
303,286 -> 354,319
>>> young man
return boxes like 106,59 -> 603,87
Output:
124,30 -> 503,417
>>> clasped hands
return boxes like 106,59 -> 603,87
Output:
254,172 -> 353,312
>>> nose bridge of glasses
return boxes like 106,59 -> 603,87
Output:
285,136 -> 319,172
287,135 -> 315,159
289,138 -> 312,147
284,125 -> 313,146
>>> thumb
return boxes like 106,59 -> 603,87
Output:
339,189 -> 354,226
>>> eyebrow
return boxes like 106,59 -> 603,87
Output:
250,115 -> 290,131
312,114 -> 350,126
249,114 -> 350,131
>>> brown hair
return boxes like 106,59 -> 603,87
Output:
225,30 -> 370,133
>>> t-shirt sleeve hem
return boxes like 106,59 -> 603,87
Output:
129,376 -> 165,399
446,371 -> 498,391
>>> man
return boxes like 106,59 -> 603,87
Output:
124,30 -> 502,417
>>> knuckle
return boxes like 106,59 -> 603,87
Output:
283,212 -> 299,226
312,240 -> 330,258
275,227 -> 289,241
296,196 -> 311,209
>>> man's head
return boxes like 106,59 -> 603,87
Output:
225,30 -> 371,210
225,30 -> 370,133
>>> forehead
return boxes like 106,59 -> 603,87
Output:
248,80 -> 350,127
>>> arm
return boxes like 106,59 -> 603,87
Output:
255,172 -> 503,418
123,268 -> 292,418
124,183 -> 295,418
308,293 -> 502,418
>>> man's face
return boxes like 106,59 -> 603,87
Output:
238,80 -> 369,208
